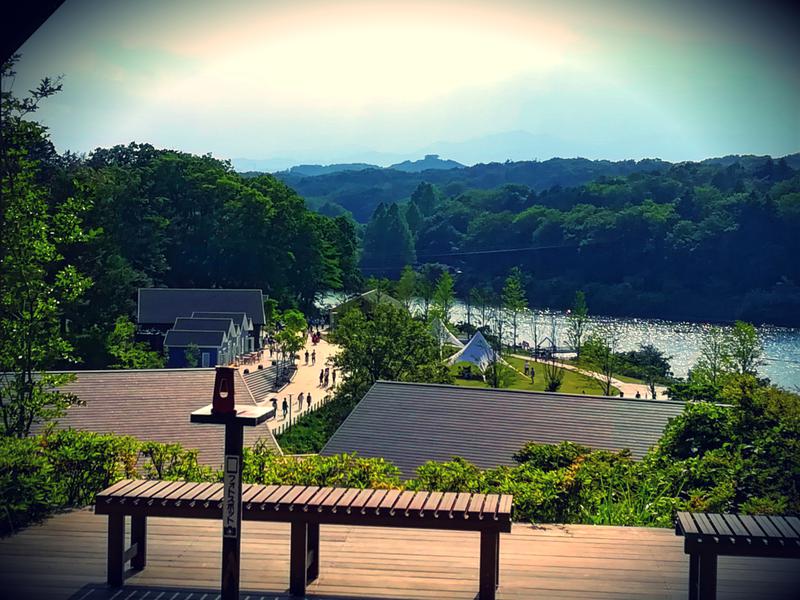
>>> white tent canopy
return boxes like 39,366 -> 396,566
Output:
430,318 -> 464,349
446,331 -> 498,372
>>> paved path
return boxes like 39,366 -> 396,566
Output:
511,353 -> 667,399
239,335 -> 340,431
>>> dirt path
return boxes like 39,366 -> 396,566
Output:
510,353 -> 667,399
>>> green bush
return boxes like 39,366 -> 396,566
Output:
139,441 -> 219,482
40,429 -> 139,506
513,441 -> 590,470
0,437 -> 56,534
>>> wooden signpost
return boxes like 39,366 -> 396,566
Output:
190,366 -> 273,600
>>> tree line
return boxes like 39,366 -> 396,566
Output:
359,158 -> 800,325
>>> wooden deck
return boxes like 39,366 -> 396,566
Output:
1,509 -> 797,599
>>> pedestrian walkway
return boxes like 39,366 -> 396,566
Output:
239,335 -> 340,431
511,353 -> 667,399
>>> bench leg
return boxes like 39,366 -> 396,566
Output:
697,553 -> 717,600
495,532 -> 500,586
131,515 -> 147,570
479,529 -> 499,600
107,514 -> 125,587
688,553 -> 699,600
307,522 -> 320,583
290,521 -> 308,596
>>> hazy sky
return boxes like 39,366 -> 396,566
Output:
11,0 -> 800,167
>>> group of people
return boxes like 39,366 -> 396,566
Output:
304,349 -> 316,365
276,392 -> 314,419
523,360 -> 536,382
319,366 -> 335,388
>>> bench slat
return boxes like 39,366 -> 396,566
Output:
123,480 -> 165,499
364,489 -> 389,511
377,489 -> 402,514
332,488 -> 360,512
452,493 -> 471,516
319,487 -> 348,509
693,513 -> 718,538
676,512 -> 699,535
738,514 -> 767,538
707,513 -> 734,537
721,514 -> 749,537
391,490 -> 416,515
406,491 -> 429,515
276,486 -> 309,509
134,480 -> 177,501
243,484 -> 272,504
467,494 -> 486,520
305,487 -> 335,510
785,516 -> 800,537
173,482 -> 205,504
771,516 -> 800,539
421,492 -> 443,516
437,492 -> 458,517
497,494 -> 513,518
97,479 -> 136,498
290,486 -> 321,510
753,515 -> 783,539
349,489 -> 376,512
258,485 -> 293,506
184,482 -> 215,503
482,495 -> 499,520
163,481 -> 199,501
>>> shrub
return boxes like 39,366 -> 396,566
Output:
0,437 -> 56,534
513,441 -> 591,470
658,401 -> 732,460
139,441 -> 219,482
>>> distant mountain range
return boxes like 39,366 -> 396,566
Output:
264,153 -> 800,222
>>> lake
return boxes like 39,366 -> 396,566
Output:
319,293 -> 800,390
447,302 -> 800,391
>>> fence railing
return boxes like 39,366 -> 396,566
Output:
272,393 -> 334,436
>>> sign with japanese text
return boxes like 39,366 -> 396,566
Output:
223,455 -> 241,538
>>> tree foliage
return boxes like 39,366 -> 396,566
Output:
1,56 -> 91,436
106,316 -> 164,369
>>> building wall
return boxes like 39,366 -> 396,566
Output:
167,346 -> 219,368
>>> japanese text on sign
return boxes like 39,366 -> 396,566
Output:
223,455 -> 241,538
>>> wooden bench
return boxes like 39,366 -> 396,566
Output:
96,479 -> 513,599
675,511 -> 800,599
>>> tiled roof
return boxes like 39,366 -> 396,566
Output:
163,329 -> 226,348
138,288 -> 265,325
321,381 -> 686,478
30,369 -> 281,467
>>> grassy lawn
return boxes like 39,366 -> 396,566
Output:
450,358 -> 617,396
564,358 -> 645,384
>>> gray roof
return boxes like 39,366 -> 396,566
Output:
138,288 -> 265,325
192,311 -> 250,327
29,369 -> 281,467
173,317 -> 235,333
164,329 -> 226,348
321,381 -> 687,478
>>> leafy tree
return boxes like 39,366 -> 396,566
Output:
361,203 -> 415,276
416,263 -> 444,321
330,303 -> 452,388
582,332 -> 619,396
410,182 -> 438,217
502,267 -> 527,349
690,326 -> 731,389
432,270 -> 455,323
728,321 -> 763,376
396,265 -> 416,310
542,355 -> 565,392
404,200 -> 423,235
565,291 -> 589,356
106,316 -> 165,369
184,344 -> 200,368
0,56 -> 91,437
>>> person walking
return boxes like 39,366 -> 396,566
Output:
311,349 -> 316,365
524,360 -> 529,376
298,392 -> 304,409
635,390 -> 641,399
530,365 -> 535,383
306,393 -> 312,409
281,398 -> 288,419
332,369 -> 336,385
319,369 -> 324,386
304,350 -> 309,364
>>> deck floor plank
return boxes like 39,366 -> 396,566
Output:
0,508 -> 797,599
